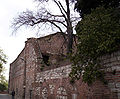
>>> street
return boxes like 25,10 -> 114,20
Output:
0,94 -> 11,99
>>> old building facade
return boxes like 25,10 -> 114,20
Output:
9,33 -> 120,99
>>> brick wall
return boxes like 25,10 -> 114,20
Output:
100,51 -> 120,99
9,38 -> 38,99
9,48 -> 25,99
9,33 -> 120,99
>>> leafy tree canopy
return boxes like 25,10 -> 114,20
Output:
0,48 -> 7,91
0,49 -> 6,73
0,75 -> 8,91
75,0 -> 120,17
70,6 -> 120,85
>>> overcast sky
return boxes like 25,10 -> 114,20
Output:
0,0 -> 40,79
0,0 -> 79,79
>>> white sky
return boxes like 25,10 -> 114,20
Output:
0,0 -> 79,80
0,0 -> 39,79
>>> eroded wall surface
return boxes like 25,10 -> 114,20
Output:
9,33 -> 120,99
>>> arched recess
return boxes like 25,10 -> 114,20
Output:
42,87 -> 48,99
56,86 -> 67,99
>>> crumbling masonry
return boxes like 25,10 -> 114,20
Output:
9,33 -> 120,99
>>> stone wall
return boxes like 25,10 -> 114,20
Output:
37,33 -> 68,55
33,49 -> 120,99
9,33 -> 120,99
24,40 -> 37,99
9,49 -> 25,99
35,65 -> 71,83
34,64 -> 115,99
9,39 -> 38,99
100,51 -> 120,99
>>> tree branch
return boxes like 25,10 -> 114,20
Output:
12,10 -> 67,33
53,0 -> 68,22
58,1 -> 67,14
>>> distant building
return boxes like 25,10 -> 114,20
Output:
9,33 -> 120,99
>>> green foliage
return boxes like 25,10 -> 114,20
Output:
0,75 -> 8,91
70,6 -> 120,85
75,0 -> 120,17
0,83 -> 7,91
0,49 -> 7,73
0,48 -> 7,91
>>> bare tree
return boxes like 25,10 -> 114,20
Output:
12,0 -> 80,54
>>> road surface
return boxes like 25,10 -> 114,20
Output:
0,94 -> 11,99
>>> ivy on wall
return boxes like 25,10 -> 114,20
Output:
70,6 -> 120,85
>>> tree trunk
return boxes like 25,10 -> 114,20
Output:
66,0 -> 73,54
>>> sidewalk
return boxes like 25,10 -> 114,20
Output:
0,94 -> 12,99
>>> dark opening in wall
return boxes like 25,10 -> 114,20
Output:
42,54 -> 50,66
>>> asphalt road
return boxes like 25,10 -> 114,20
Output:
0,94 -> 11,99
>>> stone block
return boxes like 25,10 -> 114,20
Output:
118,92 -> 120,99
111,88 -> 118,92
116,83 -> 120,88
108,83 -> 115,88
